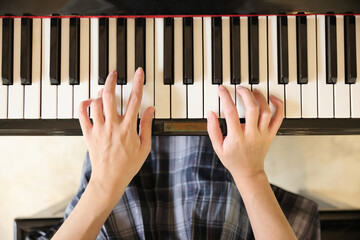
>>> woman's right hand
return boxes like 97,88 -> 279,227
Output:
207,85 -> 284,179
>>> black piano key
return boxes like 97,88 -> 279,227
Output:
211,17 -> 222,85
20,18 -> 32,85
117,18 -> 127,85
248,16 -> 259,84
50,17 -> 61,85
98,18 -> 108,85
344,15 -> 357,84
163,17 -> 174,85
277,16 -> 289,84
135,18 -> 146,84
2,18 -> 14,85
230,17 -> 240,84
325,15 -> 337,84
297,16 -> 308,84
183,17 -> 193,85
69,18 -> 80,85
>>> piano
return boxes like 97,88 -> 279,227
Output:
0,0 -> 359,136
2,1 -> 360,238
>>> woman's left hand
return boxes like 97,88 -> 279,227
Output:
78,68 -> 154,200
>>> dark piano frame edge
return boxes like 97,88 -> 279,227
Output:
0,118 -> 359,136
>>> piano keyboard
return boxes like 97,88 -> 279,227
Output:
0,14 -> 359,135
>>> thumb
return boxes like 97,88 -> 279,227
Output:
139,106 -> 155,152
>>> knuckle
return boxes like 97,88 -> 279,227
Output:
106,121 -> 114,132
79,100 -> 86,108
103,90 -> 113,101
262,109 -> 272,119
247,104 -> 259,113
122,118 -> 133,129
91,99 -> 100,108
131,93 -> 140,104
227,108 -> 238,118
78,102 -> 86,114
276,114 -> 284,123
240,87 -> 250,93
143,142 -> 151,153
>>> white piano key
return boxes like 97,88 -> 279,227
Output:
285,16 -> 301,118
334,15 -> 350,118
351,16 -> 360,117
108,18 -> 122,115
41,18 -> 57,119
220,17 -> 235,118
171,17 -> 186,118
90,18 -> 101,118
188,17 -> 203,119
58,18 -> 73,119
237,17 -> 251,118
204,17 -> 219,117
267,16 -> 285,116
301,15 -> 318,118
24,18 -> 41,119
252,16 -> 268,101
8,18 -> 23,118
73,18 -> 90,118
154,18 -> 170,118
123,18 -> 135,115
140,18 -> 154,117
0,18 -> 8,119
317,15 -> 333,118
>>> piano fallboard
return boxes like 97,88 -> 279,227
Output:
0,118 -> 359,136
1,0 -> 360,16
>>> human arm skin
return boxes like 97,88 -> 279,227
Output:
52,68 -> 154,240
207,85 -> 297,240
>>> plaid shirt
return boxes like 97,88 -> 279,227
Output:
65,136 -> 320,240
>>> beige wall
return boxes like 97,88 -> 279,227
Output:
1,135 -> 360,239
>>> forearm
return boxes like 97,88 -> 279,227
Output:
232,170 -> 297,240
52,181 -> 127,240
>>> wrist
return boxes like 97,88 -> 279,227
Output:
228,163 -> 266,182
88,178 -> 127,206
232,170 -> 269,192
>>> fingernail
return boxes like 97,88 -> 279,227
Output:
236,85 -> 244,90
136,67 -> 145,78
136,67 -> 143,73
218,85 -> 224,91
97,88 -> 103,96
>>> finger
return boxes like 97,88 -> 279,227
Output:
102,71 -> 118,121
78,99 -> 93,135
218,85 -> 242,136
91,97 -> 105,125
97,88 -> 103,98
236,86 -> 259,131
139,106 -> 155,152
207,111 -> 223,154
268,95 -> 284,136
124,68 -> 144,126
252,89 -> 272,132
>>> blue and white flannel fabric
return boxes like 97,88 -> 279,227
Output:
65,136 -> 320,240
